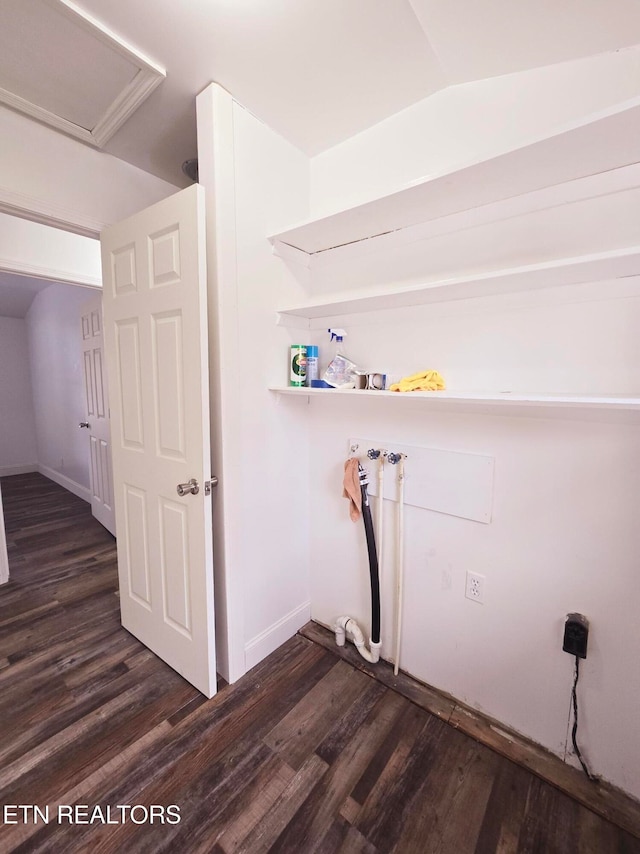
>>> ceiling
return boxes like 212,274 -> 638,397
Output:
2,0 -> 640,187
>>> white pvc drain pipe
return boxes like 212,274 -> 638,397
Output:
393,455 -> 406,676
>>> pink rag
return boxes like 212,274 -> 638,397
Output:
342,459 -> 362,522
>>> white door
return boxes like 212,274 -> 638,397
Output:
0,483 -> 9,585
80,295 -> 116,537
100,184 -> 216,698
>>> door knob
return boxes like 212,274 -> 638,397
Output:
79,421 -> 90,428
177,478 -> 199,497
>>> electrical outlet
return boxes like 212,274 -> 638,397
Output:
563,613 -> 589,659
465,571 -> 485,603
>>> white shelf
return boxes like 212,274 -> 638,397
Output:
270,386 -> 640,415
276,246 -> 640,322
269,100 -> 640,259
271,102 -> 640,417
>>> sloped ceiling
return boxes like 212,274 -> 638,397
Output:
0,273 -> 53,318
2,0 -> 640,187
407,0 -> 640,81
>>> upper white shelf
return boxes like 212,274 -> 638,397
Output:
276,246 -> 640,322
269,100 -> 640,259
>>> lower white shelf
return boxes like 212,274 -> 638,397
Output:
269,386 -> 640,414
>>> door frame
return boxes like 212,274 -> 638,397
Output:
0,484 -> 8,584
0,210 -> 103,582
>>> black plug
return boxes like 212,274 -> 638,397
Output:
563,613 -> 589,659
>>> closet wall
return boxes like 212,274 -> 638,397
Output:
0,316 -> 38,475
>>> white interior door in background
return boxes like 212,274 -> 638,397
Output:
80,295 -> 116,537
101,184 -> 217,698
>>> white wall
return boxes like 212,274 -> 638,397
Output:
26,284 -> 94,499
0,316 -> 38,475
0,105 -> 178,236
306,283 -> 640,800
299,91 -> 640,802
0,212 -> 102,286
310,45 -> 640,218
197,85 -> 311,681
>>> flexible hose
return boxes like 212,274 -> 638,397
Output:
358,464 -> 381,644
361,489 -> 381,644
334,462 -> 382,664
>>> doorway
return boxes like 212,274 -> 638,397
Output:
0,271 -> 103,582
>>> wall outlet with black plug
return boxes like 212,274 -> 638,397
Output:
563,612 -> 589,659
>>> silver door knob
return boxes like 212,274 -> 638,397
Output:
79,421 -> 90,428
177,478 -> 199,497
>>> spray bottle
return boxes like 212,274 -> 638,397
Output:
323,328 -> 357,388
328,328 -> 346,360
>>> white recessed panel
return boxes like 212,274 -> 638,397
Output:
350,437 -> 495,524
124,485 -> 151,607
159,498 -> 192,637
83,350 -> 95,416
0,0 -> 136,128
0,0 -> 165,145
81,313 -> 90,340
111,244 -> 137,296
152,311 -> 185,459
149,226 -> 181,288
90,435 -> 101,500
99,440 -> 112,510
115,319 -> 144,449
94,349 -> 105,419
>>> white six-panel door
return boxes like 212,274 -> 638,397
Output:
100,184 -> 216,698
80,295 -> 116,537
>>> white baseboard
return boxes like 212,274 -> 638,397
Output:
0,464 -> 38,477
244,600 -> 311,672
38,465 -> 91,504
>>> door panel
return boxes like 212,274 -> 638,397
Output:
80,295 -> 116,536
100,184 -> 216,698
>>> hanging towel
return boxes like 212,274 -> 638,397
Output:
389,370 -> 446,392
343,458 -> 362,522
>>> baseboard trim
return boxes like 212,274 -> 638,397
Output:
38,465 -> 91,504
299,619 -> 640,840
0,464 -> 38,477
245,601 -> 311,672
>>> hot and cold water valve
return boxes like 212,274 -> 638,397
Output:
563,612 -> 589,659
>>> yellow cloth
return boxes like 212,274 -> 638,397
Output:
390,370 -> 446,392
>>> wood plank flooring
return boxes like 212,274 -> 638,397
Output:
1,472 -> 639,853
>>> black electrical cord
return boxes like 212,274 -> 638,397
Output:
571,655 -> 597,782
358,464 -> 380,644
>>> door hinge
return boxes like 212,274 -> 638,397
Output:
204,477 -> 219,496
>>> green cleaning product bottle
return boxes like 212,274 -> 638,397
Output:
289,345 -> 307,387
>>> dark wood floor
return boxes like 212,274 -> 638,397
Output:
1,473 -> 639,853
